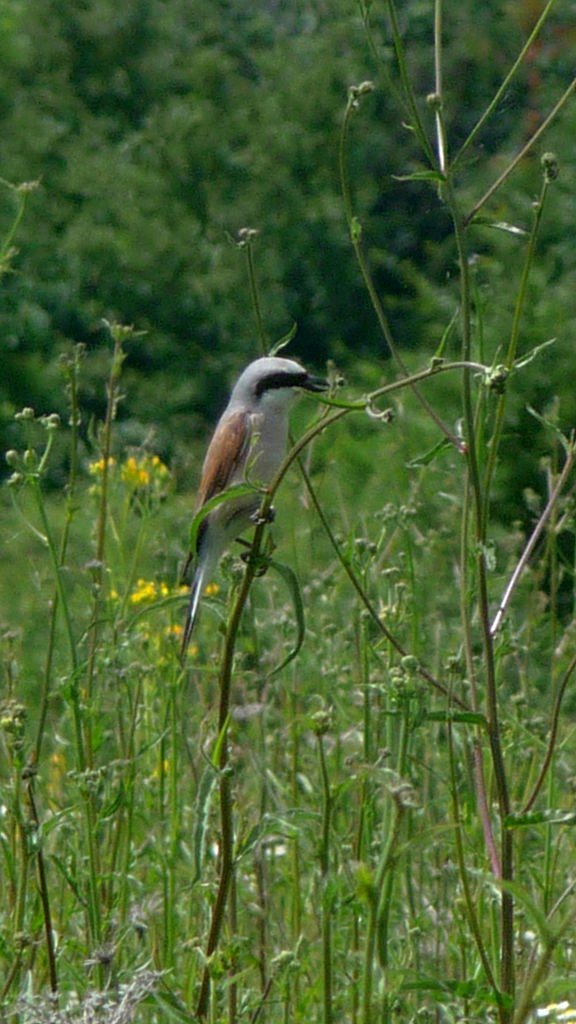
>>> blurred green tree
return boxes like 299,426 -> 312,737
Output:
0,0 -> 574,506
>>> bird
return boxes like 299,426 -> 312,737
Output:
181,356 -> 329,653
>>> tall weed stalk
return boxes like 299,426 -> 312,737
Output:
2,6 -> 576,1023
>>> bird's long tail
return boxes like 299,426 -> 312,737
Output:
180,559 -> 207,658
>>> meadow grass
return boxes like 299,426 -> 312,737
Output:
3,4 -> 576,1023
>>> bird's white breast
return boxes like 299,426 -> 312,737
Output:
246,408 -> 290,485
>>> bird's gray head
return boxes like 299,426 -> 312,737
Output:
229,357 -> 328,411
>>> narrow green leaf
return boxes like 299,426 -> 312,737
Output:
350,216 -> 363,242
483,874 -> 552,942
406,436 -> 452,468
471,216 -> 529,237
212,712 -> 231,769
434,308 -> 460,361
392,169 -> 446,183
148,990 -> 197,1022
526,404 -> 571,452
269,321 -> 298,356
426,710 -> 488,726
193,764 -> 218,883
506,808 -> 576,829
98,789 -> 124,821
235,812 -> 301,861
187,482 -> 257,557
513,336 -> 556,370
402,976 -> 506,1007
266,558 -> 305,677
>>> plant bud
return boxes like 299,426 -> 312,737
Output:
426,92 -> 442,111
15,407 -> 35,422
541,152 -> 559,183
42,413 -> 61,431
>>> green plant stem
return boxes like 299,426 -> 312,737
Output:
465,73 -> 576,224
447,722 -> 499,997
30,481 -> 79,687
0,178 -> 34,269
491,442 -> 575,636
384,0 -> 435,166
84,332 -> 125,766
513,906 -> 576,1024
28,468 -> 102,958
376,711 -> 410,1024
163,675 -> 181,969
289,684 -> 302,944
244,235 -> 268,356
482,175 -> 550,527
358,1 -> 404,114
317,731 -> 333,1024
294,449 -> 470,711
360,796 -> 404,1024
445,151 -> 514,1012
195,519 -> 269,1019
229,872 -> 238,1024
521,649 -> 576,814
26,775 -> 58,994
452,0 -> 558,171
34,359 -> 81,764
0,757 -> 29,1001
339,94 -> 464,451
433,0 -> 447,174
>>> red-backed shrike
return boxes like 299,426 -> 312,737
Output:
181,356 -> 328,652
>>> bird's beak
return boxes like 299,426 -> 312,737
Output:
301,374 -> 330,393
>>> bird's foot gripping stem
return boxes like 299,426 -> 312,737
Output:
250,504 -> 275,527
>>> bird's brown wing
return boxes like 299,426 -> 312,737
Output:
196,409 -> 251,509
181,411 -> 252,581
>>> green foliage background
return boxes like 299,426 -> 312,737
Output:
1,0 -> 575,505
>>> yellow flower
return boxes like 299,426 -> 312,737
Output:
129,578 -> 172,604
88,456 -> 116,476
151,455 -> 169,476
129,578 -> 158,604
121,456 -> 149,488
204,582 -> 219,597
120,453 -> 170,491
